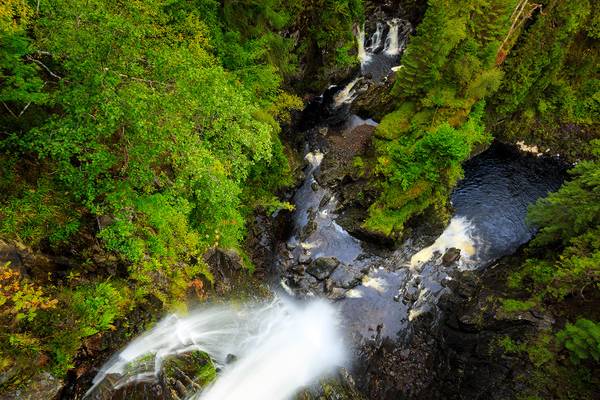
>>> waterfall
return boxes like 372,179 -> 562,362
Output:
367,22 -> 385,52
383,18 -> 401,56
333,77 -> 362,107
409,216 -> 478,270
355,24 -> 370,65
85,299 -> 346,400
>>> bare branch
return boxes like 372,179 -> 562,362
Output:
2,102 -> 18,118
26,56 -> 62,80
17,102 -> 32,118
497,1 -> 542,65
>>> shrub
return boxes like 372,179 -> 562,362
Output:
557,319 -> 600,364
0,262 -> 58,323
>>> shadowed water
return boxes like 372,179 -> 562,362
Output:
451,143 -> 565,263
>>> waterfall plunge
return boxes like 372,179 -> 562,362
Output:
367,22 -> 384,52
410,216 -> 478,270
383,18 -> 402,55
355,25 -> 370,65
333,77 -> 362,107
86,299 -> 346,400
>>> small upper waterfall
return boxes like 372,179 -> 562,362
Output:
383,18 -> 402,55
355,25 -> 370,65
354,18 -> 413,81
367,22 -> 385,52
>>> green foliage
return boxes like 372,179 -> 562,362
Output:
290,0 -> 364,90
374,102 -> 416,140
502,298 -> 536,313
0,0 -> 305,383
34,280 -> 133,376
71,282 -> 127,337
507,141 -> 600,301
488,0 -> 599,160
0,174 -> 81,248
368,0 -> 513,237
365,102 -> 490,237
528,147 -> 600,248
557,319 -> 600,364
0,0 -> 298,292
497,141 -> 599,397
0,1 -> 47,107
393,0 -> 467,97
0,263 -> 58,323
492,0 -> 592,116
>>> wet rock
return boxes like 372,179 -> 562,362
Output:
0,239 -> 62,278
311,181 -> 319,191
324,278 -> 334,293
204,248 -> 243,272
319,193 -> 332,208
298,253 -> 311,264
85,351 -> 215,400
306,257 -> 340,280
245,212 -> 278,271
0,240 -> 23,271
329,266 -> 363,289
296,368 -> 366,400
291,265 -> 306,275
3,372 -> 63,400
327,287 -> 347,301
351,77 -> 396,120
300,209 -> 318,241
441,247 -> 461,266
288,274 -> 303,288
403,285 -> 419,303
225,354 -> 237,364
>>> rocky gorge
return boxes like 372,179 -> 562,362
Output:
1,0 -> 598,399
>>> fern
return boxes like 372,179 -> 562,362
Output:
557,319 -> 600,364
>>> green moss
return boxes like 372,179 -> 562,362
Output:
498,336 -> 524,354
501,299 -> 537,313
375,102 -> 417,140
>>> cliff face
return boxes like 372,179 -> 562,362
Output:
486,0 -> 599,162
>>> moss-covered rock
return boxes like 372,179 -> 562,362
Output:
296,369 -> 366,400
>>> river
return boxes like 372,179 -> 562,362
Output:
80,17 -> 566,400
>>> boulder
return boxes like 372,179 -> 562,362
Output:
83,351 -> 215,400
442,248 -> 461,266
3,372 -> 63,400
306,257 -> 340,280
329,266 -> 363,289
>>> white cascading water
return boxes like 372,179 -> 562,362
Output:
333,77 -> 362,107
86,299 -> 346,400
410,216 -> 478,270
355,25 -> 370,65
367,22 -> 385,52
383,18 -> 402,55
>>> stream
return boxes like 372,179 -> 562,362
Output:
81,17 -> 566,400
